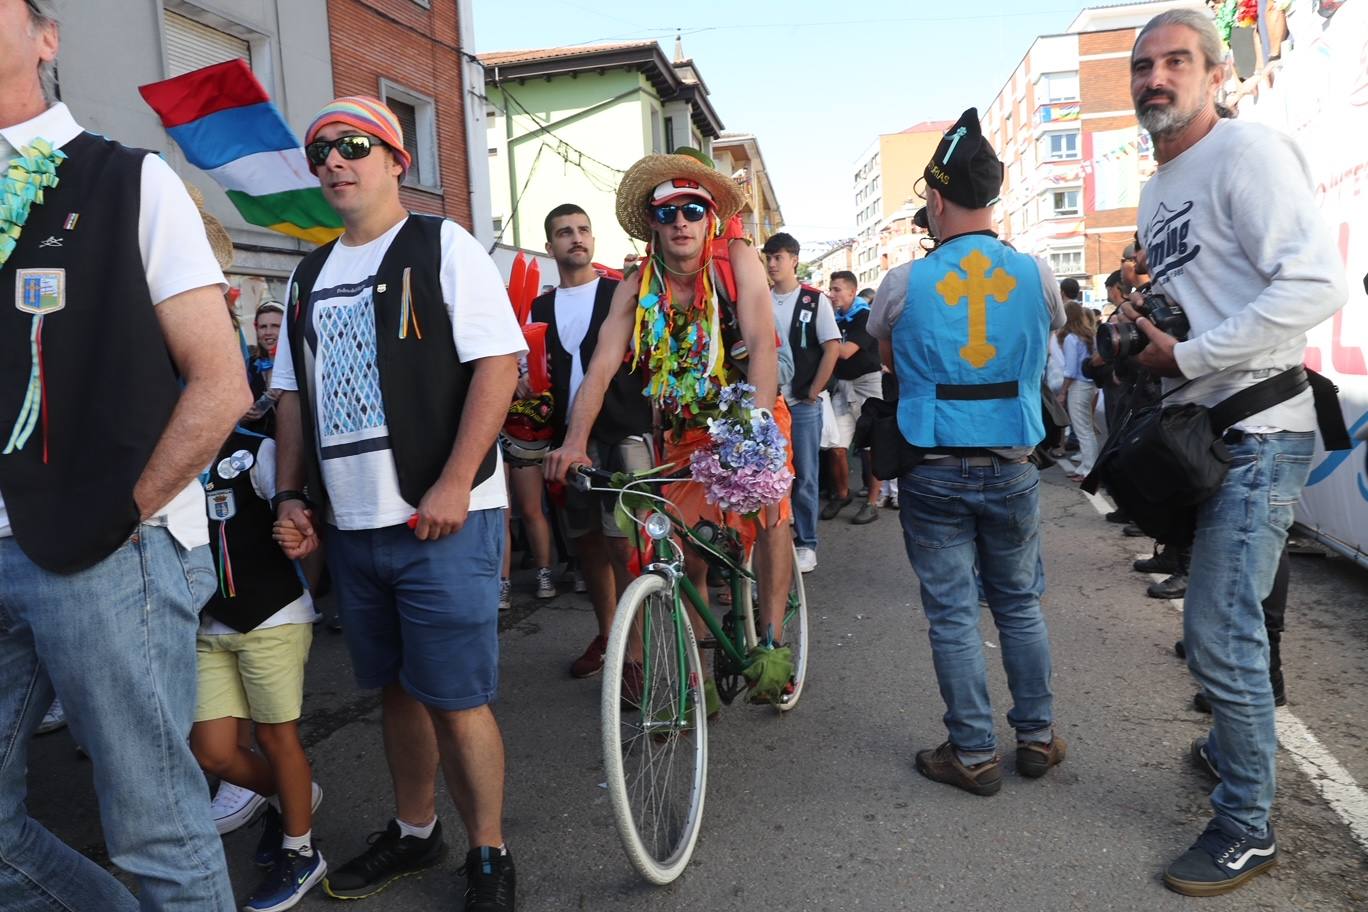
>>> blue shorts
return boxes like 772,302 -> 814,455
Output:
325,509 -> 504,711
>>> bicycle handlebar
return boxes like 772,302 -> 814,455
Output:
570,465 -> 614,492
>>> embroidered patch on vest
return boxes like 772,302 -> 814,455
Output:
206,490 -> 237,521
15,268 -> 65,315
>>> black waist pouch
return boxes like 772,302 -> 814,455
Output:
857,396 -> 922,481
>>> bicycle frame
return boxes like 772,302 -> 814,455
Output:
576,468 -> 798,725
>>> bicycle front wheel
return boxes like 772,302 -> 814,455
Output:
601,572 -> 708,884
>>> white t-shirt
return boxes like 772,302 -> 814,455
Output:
772,286 -> 840,400
199,437 -> 317,635
0,104 -> 225,549
272,217 -> 527,530
1138,118 -> 1348,431
553,277 -> 600,413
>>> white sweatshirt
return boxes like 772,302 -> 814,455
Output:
1138,118 -> 1347,431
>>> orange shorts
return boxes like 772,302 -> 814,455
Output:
661,396 -> 794,554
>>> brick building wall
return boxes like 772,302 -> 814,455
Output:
1080,28 -> 1144,277
327,0 -> 473,229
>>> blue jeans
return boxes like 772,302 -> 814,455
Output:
0,526 -> 233,911
788,398 -> 822,550
1184,431 -> 1314,834
898,460 -> 1053,754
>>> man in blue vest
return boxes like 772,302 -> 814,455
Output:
868,108 -> 1067,797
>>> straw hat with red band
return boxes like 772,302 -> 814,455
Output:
616,150 -> 746,242
305,95 -> 413,175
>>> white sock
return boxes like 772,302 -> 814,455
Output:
282,831 -> 313,855
396,816 -> 437,840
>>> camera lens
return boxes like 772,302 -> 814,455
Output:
1097,322 -> 1147,360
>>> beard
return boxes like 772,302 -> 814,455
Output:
1136,96 -> 1201,137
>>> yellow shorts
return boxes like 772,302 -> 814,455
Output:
195,623 -> 313,724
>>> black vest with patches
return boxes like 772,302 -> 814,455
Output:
202,431 -> 304,632
286,215 -> 496,516
786,284 -> 825,400
531,278 -> 650,446
0,133 -> 181,573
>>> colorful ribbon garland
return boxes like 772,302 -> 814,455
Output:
1,138 -> 66,460
631,214 -> 729,424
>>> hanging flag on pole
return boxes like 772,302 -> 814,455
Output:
138,60 -> 343,244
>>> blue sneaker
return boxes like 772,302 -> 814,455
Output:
1164,817 -> 1277,896
243,847 -> 327,912
244,847 -> 326,912
254,783 -> 323,867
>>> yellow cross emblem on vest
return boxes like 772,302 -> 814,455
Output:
935,249 -> 1017,369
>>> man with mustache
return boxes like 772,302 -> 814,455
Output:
531,204 -> 651,679
1125,10 -> 1347,897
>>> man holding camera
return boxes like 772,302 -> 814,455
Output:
1125,10 -> 1347,896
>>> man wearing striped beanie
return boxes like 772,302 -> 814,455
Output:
272,95 -> 525,910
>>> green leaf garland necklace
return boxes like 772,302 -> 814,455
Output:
1,138 -> 66,460
631,217 -> 729,430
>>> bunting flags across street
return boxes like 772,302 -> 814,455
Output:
138,60 -> 343,245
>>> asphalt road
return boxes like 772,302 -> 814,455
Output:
27,466 -> 1368,910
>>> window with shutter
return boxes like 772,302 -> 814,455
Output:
379,81 -> 440,191
163,10 -> 250,77
388,99 -> 422,185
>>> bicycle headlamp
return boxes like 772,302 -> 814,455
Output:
644,512 -> 672,541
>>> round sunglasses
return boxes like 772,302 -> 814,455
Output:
651,202 -> 710,225
305,135 -> 385,168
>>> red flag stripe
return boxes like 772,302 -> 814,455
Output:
138,59 -> 270,129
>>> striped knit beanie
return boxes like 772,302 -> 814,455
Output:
305,96 -> 412,174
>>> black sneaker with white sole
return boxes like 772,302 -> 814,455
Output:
1164,817 -> 1278,896
460,846 -> 516,911
323,819 -> 447,899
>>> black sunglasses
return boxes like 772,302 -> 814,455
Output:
652,202 -> 709,225
305,135 -> 383,168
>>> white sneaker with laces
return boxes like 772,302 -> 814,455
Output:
535,567 -> 556,599
498,578 -> 512,612
211,782 -> 266,835
796,547 -> 818,574
37,698 -> 67,735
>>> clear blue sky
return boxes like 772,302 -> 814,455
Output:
473,0 -> 1100,249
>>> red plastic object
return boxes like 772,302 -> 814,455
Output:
507,252 -> 526,313
519,259 -> 541,324
522,322 -> 550,393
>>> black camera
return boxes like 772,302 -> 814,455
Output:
1097,290 -> 1190,360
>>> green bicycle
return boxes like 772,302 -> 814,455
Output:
570,465 -> 810,885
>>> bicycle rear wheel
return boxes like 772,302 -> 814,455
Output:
741,541 -> 809,712
601,572 -> 708,884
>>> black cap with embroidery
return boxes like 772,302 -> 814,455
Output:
922,108 -> 1003,210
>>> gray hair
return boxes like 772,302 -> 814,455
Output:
26,0 -> 61,104
1134,8 -> 1225,71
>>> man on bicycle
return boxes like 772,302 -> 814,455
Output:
545,150 -> 795,712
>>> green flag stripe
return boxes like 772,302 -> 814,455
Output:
226,187 -> 343,230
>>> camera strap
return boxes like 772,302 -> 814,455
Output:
1206,366 -> 1308,434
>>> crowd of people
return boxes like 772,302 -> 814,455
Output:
0,2 -> 1353,911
